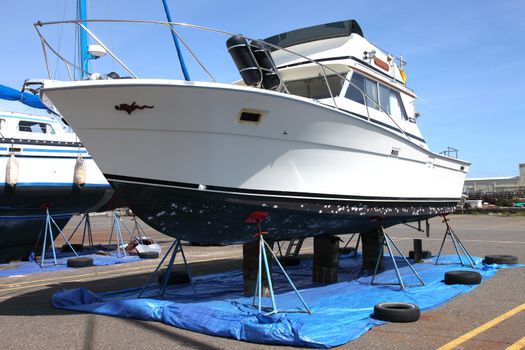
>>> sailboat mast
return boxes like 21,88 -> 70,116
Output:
161,0 -> 190,81
78,0 -> 90,78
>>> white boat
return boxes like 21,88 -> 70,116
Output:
0,103 -> 112,261
29,19 -> 469,245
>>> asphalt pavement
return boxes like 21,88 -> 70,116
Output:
0,214 -> 524,350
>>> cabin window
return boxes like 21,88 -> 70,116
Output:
0,119 -> 5,130
18,121 -> 56,134
345,72 -> 407,120
364,78 -> 379,110
285,74 -> 344,99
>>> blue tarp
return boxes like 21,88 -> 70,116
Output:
0,251 -> 141,277
0,84 -> 48,110
52,255 -> 522,348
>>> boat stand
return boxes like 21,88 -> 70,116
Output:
39,208 -> 79,266
435,215 -> 476,268
65,213 -> 94,251
130,213 -> 148,239
371,226 -> 425,291
341,233 -> 361,257
138,238 -> 196,298
107,210 -> 141,257
249,217 -> 311,315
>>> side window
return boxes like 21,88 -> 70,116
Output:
388,89 -> 407,120
345,72 -> 407,120
18,121 -> 55,134
379,85 -> 391,114
286,75 -> 345,99
0,119 -> 5,130
345,73 -> 365,104
379,85 -> 407,120
364,78 -> 379,110
345,72 -> 379,109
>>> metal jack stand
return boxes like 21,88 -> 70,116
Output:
39,208 -> 79,266
107,210 -> 142,257
130,214 -> 147,239
247,211 -> 311,315
371,226 -> 425,291
138,238 -> 196,298
340,233 -> 361,257
65,213 -> 94,251
435,215 -> 476,268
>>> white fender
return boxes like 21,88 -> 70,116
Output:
74,155 -> 86,188
6,154 -> 19,187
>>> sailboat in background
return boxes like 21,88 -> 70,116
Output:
0,85 -> 112,262
0,1 -> 118,263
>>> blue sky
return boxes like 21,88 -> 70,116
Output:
1,0 -> 524,178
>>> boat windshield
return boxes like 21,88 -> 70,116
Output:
285,75 -> 344,99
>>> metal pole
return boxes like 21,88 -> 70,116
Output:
385,232 -> 425,286
178,240 -> 197,295
261,236 -> 277,314
160,239 -> 179,297
138,239 -> 178,298
450,230 -> 476,268
161,0 -> 190,81
383,231 -> 405,291
47,210 -> 58,265
78,0 -> 91,78
448,227 -> 465,265
51,215 -> 79,257
263,240 -> 311,314
371,238 -> 384,285
435,226 -> 449,265
40,212 -> 49,267
257,236 -> 263,313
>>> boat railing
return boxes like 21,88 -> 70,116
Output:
33,19 -> 408,140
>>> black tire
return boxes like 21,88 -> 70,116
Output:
139,251 -> 159,259
339,247 -> 356,255
61,243 -> 84,253
373,302 -> 420,323
408,250 -> 432,259
278,256 -> 301,266
157,270 -> 191,285
484,255 -> 519,265
67,257 -> 93,268
444,270 -> 482,285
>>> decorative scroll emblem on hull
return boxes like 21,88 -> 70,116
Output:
114,102 -> 154,115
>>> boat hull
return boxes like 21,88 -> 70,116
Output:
0,185 -> 113,262
42,79 -> 469,244
0,127 -> 113,262
110,174 -> 457,244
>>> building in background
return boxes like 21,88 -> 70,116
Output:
464,164 -> 525,193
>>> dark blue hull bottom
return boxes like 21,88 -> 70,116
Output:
0,185 -> 113,262
109,176 -> 458,245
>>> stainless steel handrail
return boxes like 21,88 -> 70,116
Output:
33,19 -> 409,140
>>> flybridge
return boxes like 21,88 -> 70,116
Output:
264,20 -> 364,50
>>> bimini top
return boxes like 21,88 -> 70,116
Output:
264,20 -> 363,50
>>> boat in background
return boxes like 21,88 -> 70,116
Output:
31,19 -> 469,245
0,85 -> 112,262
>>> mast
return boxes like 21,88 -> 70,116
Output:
78,0 -> 91,78
161,0 -> 190,81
